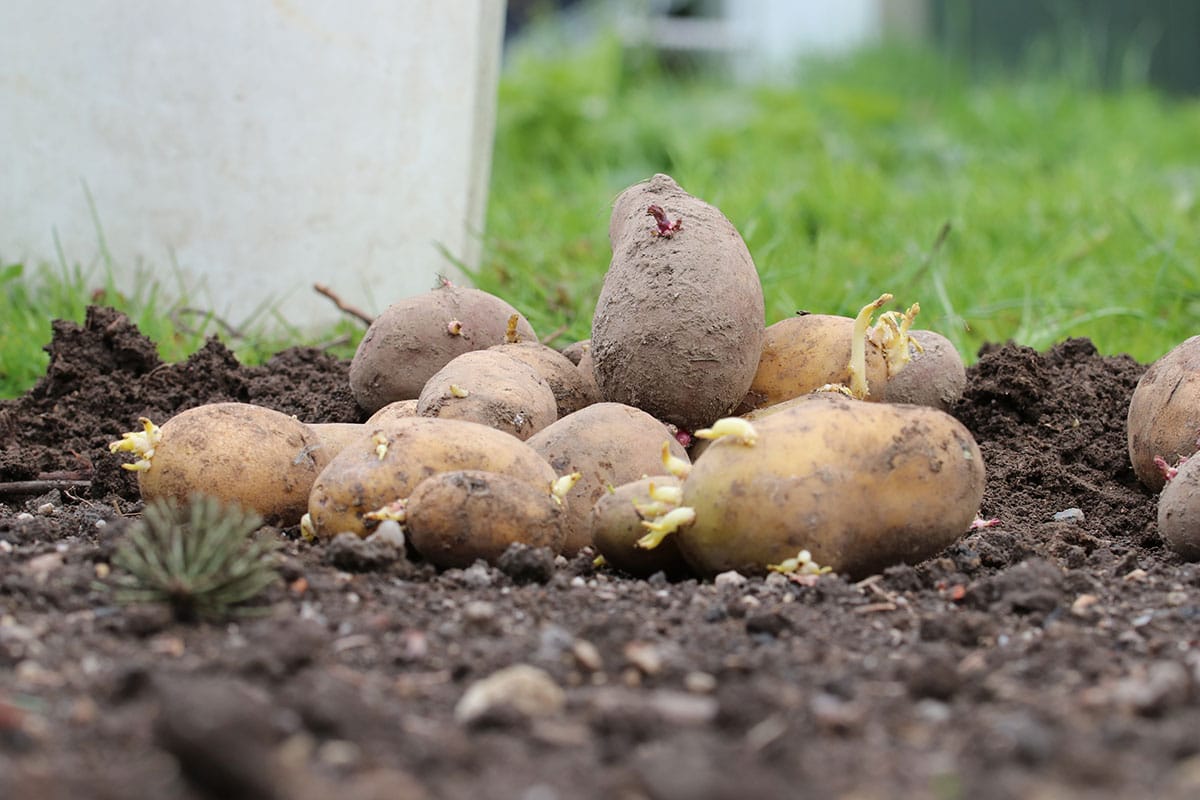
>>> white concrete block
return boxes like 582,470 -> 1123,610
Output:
0,1 -> 506,329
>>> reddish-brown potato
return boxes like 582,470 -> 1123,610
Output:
1157,455 -> 1200,560
489,340 -> 599,418
881,330 -> 966,411
1128,335 -> 1200,492
591,174 -> 765,431
349,285 -> 537,413
417,349 -> 558,440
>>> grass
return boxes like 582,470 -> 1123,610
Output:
4,35 -> 1199,398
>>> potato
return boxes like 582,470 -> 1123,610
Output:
307,416 -> 557,540
527,402 -> 690,555
591,475 -> 691,578
1128,335 -> 1200,492
405,470 -> 566,568
306,422 -> 368,461
560,339 -> 590,366
110,402 -> 328,527
881,330 -> 966,411
672,396 -> 985,579
591,174 -> 765,431
349,284 -> 537,414
740,314 -> 887,411
366,399 -> 419,426
1156,455 -> 1200,560
417,349 -> 558,440
490,341 -> 599,418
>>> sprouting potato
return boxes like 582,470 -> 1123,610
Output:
526,402 -> 690,555
591,475 -> 691,578
405,470 -> 567,568
349,283 -> 537,414
1128,335 -> 1200,492
1156,454 -> 1200,560
306,416 -> 557,540
109,402 -> 328,527
590,173 -> 765,432
881,330 -> 966,411
416,349 -> 558,440
663,396 -> 986,579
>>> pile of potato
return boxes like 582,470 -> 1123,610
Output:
111,173 -> 990,579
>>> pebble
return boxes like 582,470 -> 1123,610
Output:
459,563 -> 494,588
623,641 -> 664,675
454,664 -> 565,725
714,570 -> 747,588
1053,507 -> 1085,523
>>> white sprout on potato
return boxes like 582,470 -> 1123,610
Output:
694,417 -> 758,447
869,303 -> 924,377
448,384 -> 470,398
847,293 -> 893,400
364,498 -> 408,524
550,472 -> 582,505
372,432 -> 389,460
299,513 -> 316,542
635,506 -> 696,550
447,319 -> 464,336
767,549 -> 831,576
661,442 -> 691,479
108,417 -> 163,472
632,481 -> 683,519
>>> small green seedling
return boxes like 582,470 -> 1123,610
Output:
108,494 -> 280,622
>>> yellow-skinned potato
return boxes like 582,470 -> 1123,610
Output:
109,402 -> 328,527
417,349 -> 558,440
527,402 -> 690,556
674,396 -> 985,579
366,399 -> 419,427
307,416 -> 556,540
349,284 -> 537,414
591,475 -> 691,578
1128,335 -> 1200,492
406,470 -> 566,568
306,422 -> 368,461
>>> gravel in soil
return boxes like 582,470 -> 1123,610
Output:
2,306 -> 1199,799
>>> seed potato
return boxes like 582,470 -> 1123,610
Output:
527,402 -> 691,555
490,340 -> 599,418
366,399 -> 419,426
1128,335 -> 1200,492
111,402 -> 328,527
349,284 -> 537,414
591,173 -> 765,431
1156,455 -> 1200,560
307,416 -> 557,540
405,470 -> 566,568
417,349 -> 558,440
306,422 -> 368,461
881,330 -> 966,411
591,475 -> 691,578
675,396 -> 986,579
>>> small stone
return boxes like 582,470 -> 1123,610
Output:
454,664 -> 565,725
1053,508 -> 1085,523
683,671 -> 717,694
459,563 -> 494,588
623,641 -> 664,675
463,601 -> 496,624
497,542 -> 556,584
25,552 -> 64,583
571,639 -> 603,672
366,520 -> 406,548
324,531 -> 405,572
714,570 -> 747,588
36,503 -> 55,516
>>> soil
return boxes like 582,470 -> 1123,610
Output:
3,306 -> 1199,800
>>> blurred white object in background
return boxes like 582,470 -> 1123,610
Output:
0,1 -> 506,329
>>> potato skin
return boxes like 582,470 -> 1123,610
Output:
882,330 -> 966,411
136,402 -> 328,527
490,341 -> 599,418
306,422 -> 367,461
417,349 -> 558,440
591,475 -> 691,578
591,174 -> 765,431
349,285 -> 537,414
366,399 -> 419,426
527,402 -> 690,556
1157,455 -> 1200,560
1128,336 -> 1200,492
677,396 -> 986,579
406,470 -> 565,568
740,314 -> 887,412
308,416 -> 557,539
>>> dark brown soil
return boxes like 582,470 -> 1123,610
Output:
3,306 -> 1199,800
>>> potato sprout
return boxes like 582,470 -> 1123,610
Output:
550,472 -> 582,505
636,506 -> 696,550
694,417 -> 758,446
767,549 -> 832,576
108,417 -> 163,472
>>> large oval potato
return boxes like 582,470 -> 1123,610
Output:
591,475 -> 691,578
308,416 -> 557,539
591,173 -> 765,431
406,470 -> 566,568
111,402 -> 328,527
349,285 -> 537,414
417,349 -> 558,440
1128,336 -> 1200,492
527,402 -> 690,555
676,396 -> 986,579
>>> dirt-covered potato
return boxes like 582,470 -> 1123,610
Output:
881,330 -> 966,411
591,174 -> 765,431
591,475 -> 691,578
366,399 -> 419,426
405,470 -> 566,568
669,396 -> 985,579
349,284 -> 537,414
307,416 -> 557,540
490,340 -> 599,418
560,339 -> 590,366
527,402 -> 690,555
109,402 -> 328,527
1128,335 -> 1200,492
1157,455 -> 1200,560
417,349 -> 557,440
